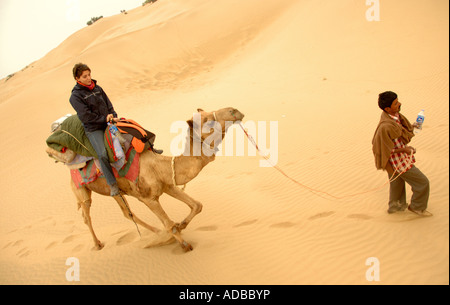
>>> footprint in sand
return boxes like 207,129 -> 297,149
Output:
112,229 -> 129,236
195,225 -> 218,231
116,232 -> 139,246
269,221 -> 296,228
308,211 -> 336,221
30,217 -> 49,227
12,240 -> 24,247
62,235 -> 79,244
72,244 -> 84,252
2,241 -> 14,250
16,247 -> 31,258
140,232 -> 175,249
347,214 -> 372,220
233,219 -> 258,228
62,235 -> 75,244
45,241 -> 59,250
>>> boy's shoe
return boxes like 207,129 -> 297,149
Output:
408,205 -> 433,217
110,183 -> 121,197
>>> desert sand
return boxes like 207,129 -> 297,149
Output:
0,0 -> 448,285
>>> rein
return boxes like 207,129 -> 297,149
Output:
237,121 -> 415,201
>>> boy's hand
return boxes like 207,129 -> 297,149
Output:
106,114 -> 119,123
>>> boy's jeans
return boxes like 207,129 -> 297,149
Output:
86,130 -> 117,186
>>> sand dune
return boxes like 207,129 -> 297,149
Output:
0,0 -> 448,285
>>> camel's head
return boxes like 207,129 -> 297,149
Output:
212,107 -> 245,123
186,108 -> 244,151
186,107 -> 244,137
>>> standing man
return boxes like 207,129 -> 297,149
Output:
372,91 -> 432,216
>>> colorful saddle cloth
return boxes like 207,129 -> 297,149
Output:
70,147 -> 140,189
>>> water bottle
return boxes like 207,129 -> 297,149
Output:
108,123 -> 119,136
414,110 -> 425,134
108,123 -> 125,160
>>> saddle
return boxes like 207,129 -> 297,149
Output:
115,118 -> 156,153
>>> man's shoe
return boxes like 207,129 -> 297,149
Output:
387,202 -> 407,214
387,208 -> 401,214
408,206 -> 433,217
153,148 -> 163,154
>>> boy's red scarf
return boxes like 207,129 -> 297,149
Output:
77,81 -> 95,90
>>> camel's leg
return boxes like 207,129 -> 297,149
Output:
70,183 -> 104,250
165,185 -> 203,231
140,197 -> 193,251
112,194 -> 160,234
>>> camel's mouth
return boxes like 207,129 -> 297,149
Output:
233,110 -> 245,122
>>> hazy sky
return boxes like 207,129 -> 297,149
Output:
0,0 -> 145,79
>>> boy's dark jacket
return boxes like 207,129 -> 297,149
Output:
69,80 -> 117,133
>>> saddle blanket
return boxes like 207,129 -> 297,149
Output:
70,147 -> 140,189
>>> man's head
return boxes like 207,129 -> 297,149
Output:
72,63 -> 92,86
378,91 -> 401,115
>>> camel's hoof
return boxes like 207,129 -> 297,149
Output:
181,241 -> 193,252
94,241 -> 104,250
175,221 -> 188,232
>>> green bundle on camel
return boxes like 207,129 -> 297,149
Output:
46,114 -> 116,162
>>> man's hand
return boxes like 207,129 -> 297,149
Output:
393,146 -> 416,155
404,146 -> 416,154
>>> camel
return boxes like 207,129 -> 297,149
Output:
70,107 -> 245,251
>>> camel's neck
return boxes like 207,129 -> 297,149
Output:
172,131 -> 219,186
172,155 -> 213,186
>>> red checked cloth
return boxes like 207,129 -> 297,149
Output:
389,114 -> 415,173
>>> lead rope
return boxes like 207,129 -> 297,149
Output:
116,193 -> 141,237
237,122 -> 414,201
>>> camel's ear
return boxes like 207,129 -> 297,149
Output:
197,108 -> 204,112
186,119 -> 193,129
